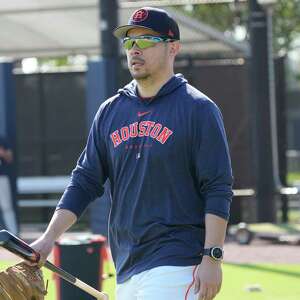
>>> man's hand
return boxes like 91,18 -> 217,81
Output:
0,147 -> 13,163
30,235 -> 56,266
4,149 -> 13,163
194,256 -> 222,300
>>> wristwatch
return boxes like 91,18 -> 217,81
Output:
203,246 -> 224,261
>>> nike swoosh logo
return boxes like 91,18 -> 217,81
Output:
137,111 -> 152,117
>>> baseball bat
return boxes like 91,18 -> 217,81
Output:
0,230 -> 109,300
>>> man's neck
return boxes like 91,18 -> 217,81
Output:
136,71 -> 174,98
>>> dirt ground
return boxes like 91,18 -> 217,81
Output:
224,240 -> 300,264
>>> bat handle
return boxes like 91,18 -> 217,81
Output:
44,261 -> 76,284
44,261 -> 109,300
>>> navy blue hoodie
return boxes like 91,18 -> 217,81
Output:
57,74 -> 233,283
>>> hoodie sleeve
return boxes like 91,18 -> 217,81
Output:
193,100 -> 233,220
56,106 -> 109,218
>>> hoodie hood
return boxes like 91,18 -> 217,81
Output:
118,73 -> 187,101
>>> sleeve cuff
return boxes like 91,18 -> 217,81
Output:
205,196 -> 232,220
56,186 -> 93,218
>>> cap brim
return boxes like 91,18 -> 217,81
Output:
113,25 -> 155,39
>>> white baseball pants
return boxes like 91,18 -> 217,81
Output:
116,265 -> 198,300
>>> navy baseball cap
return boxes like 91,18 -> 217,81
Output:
113,7 -> 180,40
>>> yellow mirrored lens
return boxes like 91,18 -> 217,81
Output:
135,39 -> 156,49
123,38 -> 157,50
123,40 -> 134,50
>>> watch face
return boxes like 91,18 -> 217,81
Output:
211,247 -> 223,260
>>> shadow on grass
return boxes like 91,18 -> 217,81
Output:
225,263 -> 300,279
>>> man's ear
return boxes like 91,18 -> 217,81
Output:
169,41 -> 180,57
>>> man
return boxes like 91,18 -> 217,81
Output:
0,139 -> 18,234
31,7 -> 233,300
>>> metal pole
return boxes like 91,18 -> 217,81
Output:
99,0 -> 119,96
248,0 -> 277,222
88,0 -> 120,236
266,4 -> 281,191
0,62 -> 19,233
100,0 -> 119,59
265,4 -> 288,222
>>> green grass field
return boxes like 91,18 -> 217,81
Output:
287,172 -> 300,185
1,261 -> 300,299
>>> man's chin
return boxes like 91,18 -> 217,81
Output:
131,72 -> 150,80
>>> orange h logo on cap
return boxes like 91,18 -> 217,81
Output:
132,9 -> 149,22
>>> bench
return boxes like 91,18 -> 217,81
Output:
17,176 -> 69,208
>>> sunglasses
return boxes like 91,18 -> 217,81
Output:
122,35 -> 175,50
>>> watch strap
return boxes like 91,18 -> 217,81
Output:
203,248 -> 211,256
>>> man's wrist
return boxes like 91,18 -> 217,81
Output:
202,254 -> 222,264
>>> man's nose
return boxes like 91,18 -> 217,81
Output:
129,42 -> 142,55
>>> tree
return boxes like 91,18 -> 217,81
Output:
273,0 -> 300,54
179,0 -> 300,54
